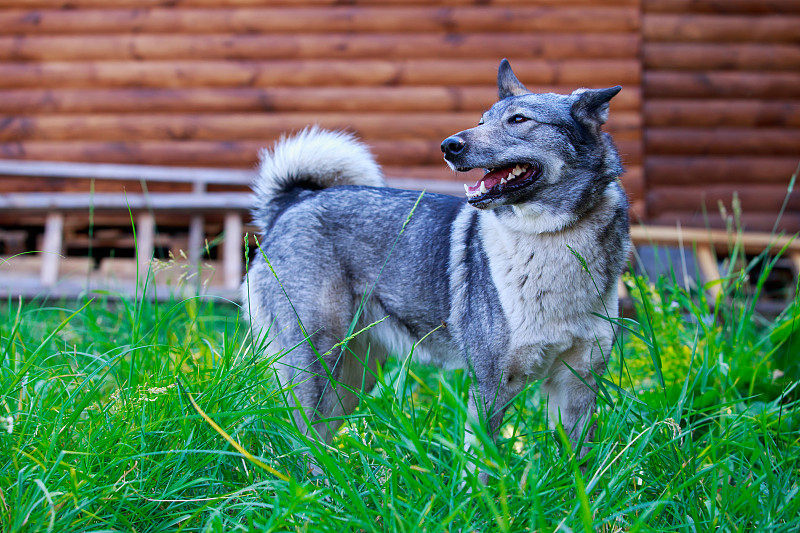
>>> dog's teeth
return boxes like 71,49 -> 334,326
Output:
463,184 -> 470,195
479,181 -> 488,194
501,177 -> 507,185
507,172 -> 514,180
513,165 -> 521,176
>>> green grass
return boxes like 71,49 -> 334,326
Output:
1,248 -> 799,532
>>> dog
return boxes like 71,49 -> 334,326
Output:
242,59 -> 630,478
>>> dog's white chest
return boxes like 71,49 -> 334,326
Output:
481,215 -> 607,347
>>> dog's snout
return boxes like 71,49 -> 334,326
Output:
441,136 -> 466,157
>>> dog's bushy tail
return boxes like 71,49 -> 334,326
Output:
252,126 -> 385,232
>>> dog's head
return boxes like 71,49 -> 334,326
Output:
442,59 -> 623,221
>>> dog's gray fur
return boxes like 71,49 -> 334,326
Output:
242,60 -> 630,473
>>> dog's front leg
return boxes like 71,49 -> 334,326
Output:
541,341 -> 606,459
464,361 -> 529,485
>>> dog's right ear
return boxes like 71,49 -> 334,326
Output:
497,59 -> 530,100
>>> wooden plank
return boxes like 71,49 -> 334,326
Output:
0,33 -> 641,61
644,71 -> 800,98
0,86 -> 643,114
0,111 -> 643,142
646,128 -> 800,156
643,0 -> 800,14
646,156 -> 800,185
644,99 -> 800,128
643,14 -> 800,43
40,211 -> 63,286
0,59 -> 642,89
644,43 -> 800,71
0,7 -> 640,35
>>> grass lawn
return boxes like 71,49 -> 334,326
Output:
1,245 -> 799,532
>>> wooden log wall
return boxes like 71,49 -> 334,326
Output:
643,0 -> 800,232
0,0 -> 645,217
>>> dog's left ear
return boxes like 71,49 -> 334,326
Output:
497,59 -> 530,100
570,86 -> 622,130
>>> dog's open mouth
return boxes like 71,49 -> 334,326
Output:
463,163 -> 539,203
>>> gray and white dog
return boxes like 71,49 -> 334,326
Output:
242,59 -> 630,474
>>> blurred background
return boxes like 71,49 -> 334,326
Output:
0,0 -> 798,296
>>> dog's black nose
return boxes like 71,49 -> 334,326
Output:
441,136 -> 466,156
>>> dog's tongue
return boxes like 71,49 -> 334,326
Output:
466,165 -> 515,195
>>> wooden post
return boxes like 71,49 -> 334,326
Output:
789,251 -> 800,283
136,212 -> 155,280
223,212 -> 242,291
41,212 -> 64,286
695,244 -> 721,301
188,181 -> 205,266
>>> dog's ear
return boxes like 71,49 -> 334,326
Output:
497,59 -> 530,100
570,86 -> 622,130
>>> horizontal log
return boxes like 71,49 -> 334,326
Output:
0,7 -> 639,34
644,71 -> 800,98
0,33 -> 640,61
646,156 -> 800,185
644,99 -> 800,128
0,86 -> 643,114
1,0 -> 641,7
646,128 -> 800,156
643,14 -> 800,43
0,59 -> 642,88
647,212 -> 800,234
620,166 -> 644,200
0,112 -> 643,142
644,43 -> 800,71
643,0 -> 800,14
0,138 -> 643,172
647,185 -> 800,216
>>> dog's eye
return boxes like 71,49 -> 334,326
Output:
509,114 -> 529,124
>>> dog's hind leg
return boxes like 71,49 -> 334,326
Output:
276,324 -> 379,476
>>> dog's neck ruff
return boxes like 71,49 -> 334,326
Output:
500,204 -> 578,234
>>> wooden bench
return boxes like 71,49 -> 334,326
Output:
0,159 -> 463,298
628,225 -> 800,301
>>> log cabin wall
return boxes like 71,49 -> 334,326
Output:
642,0 -> 800,232
0,0 -> 645,218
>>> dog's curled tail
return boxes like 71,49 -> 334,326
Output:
252,126 -> 385,231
